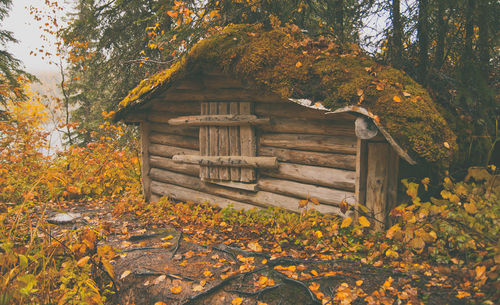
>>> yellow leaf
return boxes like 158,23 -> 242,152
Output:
376,83 -> 384,91
314,230 -> 323,238
171,286 -> 182,294
256,276 -> 268,287
464,202 -> 477,214
154,302 -> 168,305
385,249 -> 399,259
295,61 -> 303,68
456,290 -> 470,299
443,142 -> 450,149
102,260 -> 115,278
203,270 -> 212,277
161,235 -> 173,240
231,297 -> 243,305
310,197 -> 320,205
410,237 -> 425,249
120,270 -> 131,280
475,265 -> 486,280
311,270 -> 318,276
386,224 -> 400,239
257,302 -> 269,305
309,282 -> 320,291
341,217 -> 352,228
299,199 -> 309,208
356,280 -> 363,286
77,256 -> 90,267
403,91 -> 411,97
358,216 -> 370,227
393,96 -> 401,103
261,259 -> 267,264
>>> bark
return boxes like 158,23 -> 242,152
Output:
478,0 -> 490,80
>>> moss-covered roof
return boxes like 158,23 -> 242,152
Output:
116,24 -> 456,166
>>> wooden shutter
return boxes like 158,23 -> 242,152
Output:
200,101 -> 256,182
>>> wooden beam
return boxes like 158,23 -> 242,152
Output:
355,139 -> 368,220
255,102 -> 357,121
149,122 -> 199,137
172,155 -> 278,168
149,144 -> 199,158
150,156 -> 200,177
149,132 -> 199,150
239,102 -> 256,182
260,117 -> 355,136
259,146 -> 356,170
149,170 -> 345,215
258,178 -> 355,207
260,133 -> 357,154
229,102 -> 241,181
261,162 -> 356,191
140,122 -> 152,202
203,179 -> 258,192
168,114 -> 270,126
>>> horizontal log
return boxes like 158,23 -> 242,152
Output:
202,75 -> 246,89
149,122 -> 199,137
172,155 -> 278,168
149,144 -> 199,158
159,88 -> 285,103
260,133 -> 357,154
150,156 -> 200,176
203,179 -> 258,192
151,180 -> 256,211
261,162 -> 356,191
148,112 -> 178,124
168,115 -> 270,126
123,111 -> 147,123
259,118 -> 355,136
149,132 -> 199,150
149,168 -> 344,215
257,177 -> 355,207
259,146 -> 356,170
255,102 -> 357,121
150,101 -> 201,114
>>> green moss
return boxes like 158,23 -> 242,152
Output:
116,24 -> 457,166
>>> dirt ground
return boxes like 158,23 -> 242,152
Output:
47,201 -> 468,305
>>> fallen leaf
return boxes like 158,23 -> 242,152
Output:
358,216 -> 370,227
299,199 -> 309,208
341,217 -> 353,228
203,270 -> 212,277
403,91 -> 411,97
77,256 -> 90,267
154,275 -> 166,285
393,96 -> 401,103
120,270 -> 131,280
356,280 -> 363,286
309,282 -> 320,291
376,83 -> 385,90
161,235 -> 173,240
192,285 -> 204,292
247,241 -> 262,252
443,142 -> 450,149
295,61 -> 302,68
456,290 -> 470,299
356,88 -> 364,96
231,297 -> 243,305
154,302 -> 168,305
314,230 -> 323,238
171,286 -> 182,294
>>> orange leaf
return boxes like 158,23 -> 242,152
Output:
231,297 -> 243,305
295,61 -> 303,68
310,197 -> 320,205
341,217 -> 352,228
77,256 -> 90,267
309,282 -> 320,291
393,96 -> 401,103
171,286 -> 182,294
358,216 -> 370,227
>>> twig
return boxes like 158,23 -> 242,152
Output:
171,231 -> 183,258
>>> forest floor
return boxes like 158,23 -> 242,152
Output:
45,199 -> 471,305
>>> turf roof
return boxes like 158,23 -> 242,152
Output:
115,24 -> 456,166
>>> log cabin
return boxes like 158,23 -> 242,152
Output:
114,25 -> 456,228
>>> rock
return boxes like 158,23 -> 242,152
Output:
47,212 -> 81,225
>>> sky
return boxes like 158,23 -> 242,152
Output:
3,0 -> 74,73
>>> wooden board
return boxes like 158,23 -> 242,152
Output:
355,139 -> 368,220
229,102 -> 241,181
149,132 -> 199,150
168,114 -> 270,126
159,88 -> 284,103
255,102 -> 357,121
150,101 -> 201,113
260,133 -> 357,154
218,102 -> 230,180
261,162 -> 356,191
208,102 -> 219,179
149,144 -> 199,158
259,146 -> 356,170
257,177 -> 355,207
239,102 -> 256,182
172,155 -> 278,168
260,118 -> 355,136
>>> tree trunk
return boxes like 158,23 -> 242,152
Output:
478,0 -> 489,80
336,0 -> 344,42
433,0 -> 447,69
391,0 -> 403,69
417,0 -> 429,84
462,0 -> 475,85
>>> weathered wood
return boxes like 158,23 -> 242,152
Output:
386,148 -> 400,227
150,156 -> 200,176
257,178 -> 355,207
173,78 -> 204,90
149,122 -> 199,137
203,179 -> 258,192
168,114 -> 270,126
150,101 -> 201,113
229,102 -> 240,180
259,146 -> 356,170
355,117 -> 378,139
209,102 -> 219,179
260,118 -> 355,136
218,103 -> 230,180
151,180 -> 256,211
172,155 -> 278,168
365,142 -> 390,231
202,76 -> 245,89
150,132 -> 199,150
150,170 -> 344,215
159,88 -> 285,103
200,102 -> 209,180
124,111 -> 147,123
355,139 -> 368,219
149,144 -> 198,158
260,133 -> 357,154
239,102 -> 256,182
261,162 -> 356,191
255,102 -> 357,121
140,122 -> 152,202
147,112 -> 178,124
